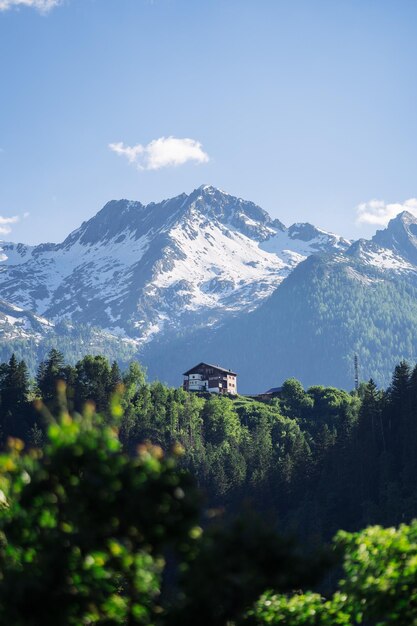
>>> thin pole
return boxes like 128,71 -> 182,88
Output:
354,354 -> 359,391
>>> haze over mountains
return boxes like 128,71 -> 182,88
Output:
1,185 -> 417,391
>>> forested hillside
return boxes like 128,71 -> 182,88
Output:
4,194 -> 417,392
3,401 -> 417,626
0,322 -> 136,376
143,254 -> 417,391
3,349 -> 417,542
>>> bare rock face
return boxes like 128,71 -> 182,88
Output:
3,187 -> 417,390
0,186 -> 348,345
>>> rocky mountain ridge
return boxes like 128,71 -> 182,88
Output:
2,188 -> 417,390
141,210 -> 417,391
0,185 -> 350,345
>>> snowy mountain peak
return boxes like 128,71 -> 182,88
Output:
372,210 -> 417,265
0,185 -> 349,345
60,199 -> 145,247
374,210 -> 417,240
343,210 -> 417,274
390,210 -> 417,225
196,183 -> 227,194
287,222 -> 350,249
180,185 -> 285,241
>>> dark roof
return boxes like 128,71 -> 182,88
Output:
263,387 -> 283,395
183,362 -> 237,376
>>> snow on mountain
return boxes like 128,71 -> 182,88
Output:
0,186 -> 351,345
347,240 -> 417,274
372,210 -> 417,266
346,211 -> 417,277
0,299 -> 53,341
0,242 -> 35,265
141,213 -> 417,391
261,222 -> 350,269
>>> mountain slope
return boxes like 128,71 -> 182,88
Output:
0,186 -> 349,344
141,212 -> 417,392
4,187 -> 417,391
0,299 -> 137,375
0,299 -> 52,341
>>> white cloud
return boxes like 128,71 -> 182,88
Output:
0,215 -> 19,236
109,142 -> 144,165
109,136 -> 210,171
356,198 -> 417,226
0,0 -> 60,12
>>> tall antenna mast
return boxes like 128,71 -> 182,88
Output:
354,354 -> 359,391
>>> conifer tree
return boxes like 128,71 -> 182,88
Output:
74,355 -> 113,412
36,349 -> 68,408
110,360 -> 122,388
355,379 -> 383,521
0,354 -> 31,441
385,361 -> 411,479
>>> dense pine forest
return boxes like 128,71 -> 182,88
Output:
2,349 -> 417,624
2,349 -> 417,542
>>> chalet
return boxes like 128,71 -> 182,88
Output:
183,362 -> 238,395
252,387 -> 283,402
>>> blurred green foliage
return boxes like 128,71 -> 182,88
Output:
338,522 -> 417,625
0,411 -> 199,625
3,349 -> 417,545
248,522 -> 417,625
1,351 -> 417,624
0,405 -> 322,625
1,403 -> 417,625
248,591 -> 350,625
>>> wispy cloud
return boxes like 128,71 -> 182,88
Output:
356,198 -> 417,226
109,136 -> 210,171
0,215 -> 19,236
0,0 -> 61,12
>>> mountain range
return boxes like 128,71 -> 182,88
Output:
1,185 -> 417,391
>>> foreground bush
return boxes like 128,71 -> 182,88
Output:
0,410 -> 199,625
2,400 -> 417,625
248,522 -> 417,625
0,406 -> 316,625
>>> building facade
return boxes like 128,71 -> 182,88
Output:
183,362 -> 237,395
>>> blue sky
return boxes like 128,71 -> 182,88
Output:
1,0 -> 417,244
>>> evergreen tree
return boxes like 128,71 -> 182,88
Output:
404,364 -> 417,489
280,378 -> 314,419
110,360 -> 122,388
36,349 -> 69,409
355,379 -> 384,524
385,361 -> 411,481
0,354 -> 31,441
74,355 -> 113,413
